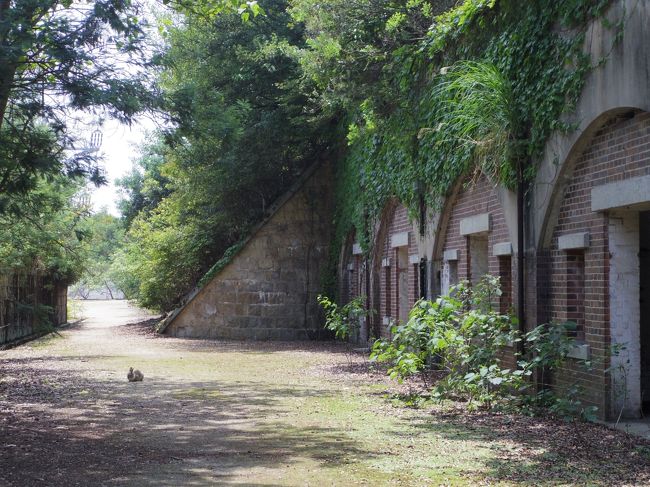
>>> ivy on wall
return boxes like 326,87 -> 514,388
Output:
324,0 -> 620,278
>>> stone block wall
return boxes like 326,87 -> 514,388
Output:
162,162 -> 333,340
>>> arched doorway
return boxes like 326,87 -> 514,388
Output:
537,109 -> 650,419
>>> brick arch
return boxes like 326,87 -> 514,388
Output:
432,176 -> 465,263
537,107 -> 645,250
369,199 -> 420,337
536,108 -> 648,331
370,199 -> 400,272
529,0 -> 650,249
366,199 -> 398,337
536,108 -> 650,419
431,172 -> 513,308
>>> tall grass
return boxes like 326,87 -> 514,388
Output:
432,61 -> 516,185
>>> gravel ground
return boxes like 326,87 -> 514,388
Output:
1,300 -> 650,486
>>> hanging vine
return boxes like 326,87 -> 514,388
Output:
318,0 -> 621,275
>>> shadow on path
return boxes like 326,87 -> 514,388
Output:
399,410 -> 650,486
0,360 -> 372,486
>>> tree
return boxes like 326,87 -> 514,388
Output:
162,0 -> 263,20
117,0 -> 337,309
71,210 -> 126,299
289,0 -> 457,114
115,136 -> 171,228
0,0 -> 155,202
0,175 -> 90,283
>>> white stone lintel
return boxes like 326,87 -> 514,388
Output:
352,243 -> 363,255
390,231 -> 409,248
381,257 -> 390,268
493,242 -> 512,256
409,254 -> 420,265
382,316 -> 392,326
460,213 -> 490,236
592,175 -> 650,211
558,232 -> 590,250
443,249 -> 458,261
567,343 -> 590,361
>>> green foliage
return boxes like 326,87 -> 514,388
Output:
318,294 -> 367,341
118,0 -> 337,310
27,303 -> 57,334
371,276 -> 596,419
525,321 -> 599,422
163,0 -> 264,21
0,116 -> 65,213
117,0 -> 618,312
115,137 -> 171,228
431,60 -> 517,187
71,211 -> 126,299
0,176 -> 90,283
198,242 -> 245,288
112,196 -> 210,309
0,0 -> 154,200
289,0 -> 617,253
372,277 -> 523,407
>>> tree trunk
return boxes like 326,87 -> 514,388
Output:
0,65 -> 16,131
104,281 -> 115,300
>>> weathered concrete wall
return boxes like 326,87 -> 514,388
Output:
163,162 -> 333,340
609,210 -> 641,417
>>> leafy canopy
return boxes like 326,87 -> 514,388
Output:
0,0 -> 155,201
116,0 -> 337,309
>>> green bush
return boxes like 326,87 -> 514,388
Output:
371,275 -> 595,418
318,294 -> 367,342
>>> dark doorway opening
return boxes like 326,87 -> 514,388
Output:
640,211 -> 650,414
397,247 -> 409,324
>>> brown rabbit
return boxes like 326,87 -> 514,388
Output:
127,367 -> 144,382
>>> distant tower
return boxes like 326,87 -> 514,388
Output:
74,128 -> 104,211
89,129 -> 103,151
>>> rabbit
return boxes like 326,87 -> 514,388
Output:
127,367 -> 144,382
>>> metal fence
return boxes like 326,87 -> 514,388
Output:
0,270 -> 67,346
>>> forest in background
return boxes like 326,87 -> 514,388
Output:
1,0 -> 615,312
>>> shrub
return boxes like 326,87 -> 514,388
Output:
372,276 -> 526,408
318,294 -> 367,342
371,275 -> 595,418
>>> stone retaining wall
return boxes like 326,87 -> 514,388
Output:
163,162 -> 333,340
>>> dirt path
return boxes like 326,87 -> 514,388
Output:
1,300 -> 650,486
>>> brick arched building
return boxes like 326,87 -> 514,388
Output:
534,110 -> 650,418
431,174 -> 516,315
370,201 -> 422,338
525,0 -> 650,419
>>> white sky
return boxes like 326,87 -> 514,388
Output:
87,0 -> 166,216
89,117 -> 158,216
